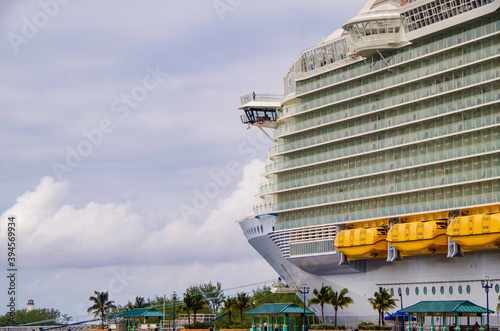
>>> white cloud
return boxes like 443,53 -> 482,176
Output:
1,159 -> 265,268
1,159 -> 277,316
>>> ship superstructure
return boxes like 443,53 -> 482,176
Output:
238,0 -> 500,324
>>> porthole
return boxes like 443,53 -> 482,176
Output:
398,287 -> 402,295
391,288 -> 394,295
440,286 -> 445,294
496,284 -> 499,293
415,287 -> 419,295
406,287 -> 410,295
423,287 -> 427,295
449,286 -> 453,294
458,286 -> 463,294
432,286 -> 436,295
261,225 -> 264,233
466,285 -> 471,294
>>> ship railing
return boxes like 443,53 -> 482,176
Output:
254,204 -> 274,214
259,183 -> 276,195
398,0 -> 419,6
240,93 -> 283,105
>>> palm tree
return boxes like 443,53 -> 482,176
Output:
199,281 -> 224,313
329,288 -> 354,325
61,313 -> 72,324
222,297 -> 236,324
307,285 -> 332,324
134,297 -> 147,308
87,291 -> 117,329
497,295 -> 500,312
124,301 -> 134,310
368,288 -> 398,326
235,292 -> 252,324
182,287 -> 206,324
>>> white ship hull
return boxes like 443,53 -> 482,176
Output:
240,215 -> 500,323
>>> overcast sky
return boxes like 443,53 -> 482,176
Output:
0,0 -> 365,319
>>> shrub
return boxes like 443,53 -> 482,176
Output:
310,325 -> 347,330
357,323 -> 392,330
183,322 -> 213,329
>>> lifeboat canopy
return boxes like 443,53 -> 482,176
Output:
334,226 -> 388,260
447,213 -> 500,252
387,221 -> 448,256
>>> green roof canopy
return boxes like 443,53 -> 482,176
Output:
117,308 -> 165,318
245,303 -> 314,315
399,301 -> 494,315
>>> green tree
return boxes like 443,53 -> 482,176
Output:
199,281 -> 224,313
329,288 -> 353,325
222,297 -> 236,324
87,291 -> 117,329
307,285 -> 332,324
124,301 -> 134,310
368,288 -> 397,326
8,308 -> 61,326
182,286 -> 206,324
134,297 -> 147,308
235,292 -> 252,324
252,286 -> 298,305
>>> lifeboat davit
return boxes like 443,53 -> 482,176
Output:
386,221 -> 448,256
334,227 -> 388,260
447,213 -> 500,251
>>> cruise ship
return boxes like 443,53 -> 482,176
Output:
237,0 -> 500,324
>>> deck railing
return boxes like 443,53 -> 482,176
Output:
240,93 -> 282,105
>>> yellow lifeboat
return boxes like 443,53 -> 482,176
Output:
334,227 -> 388,260
386,221 -> 448,256
446,213 -> 500,251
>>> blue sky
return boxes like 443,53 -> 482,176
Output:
0,0 -> 365,319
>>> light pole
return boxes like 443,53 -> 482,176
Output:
399,289 -> 404,331
172,292 -> 177,331
481,277 -> 493,331
163,295 -> 166,331
300,284 -> 310,331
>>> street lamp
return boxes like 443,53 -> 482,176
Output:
481,277 -> 493,331
300,284 -> 310,331
172,292 -> 178,331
